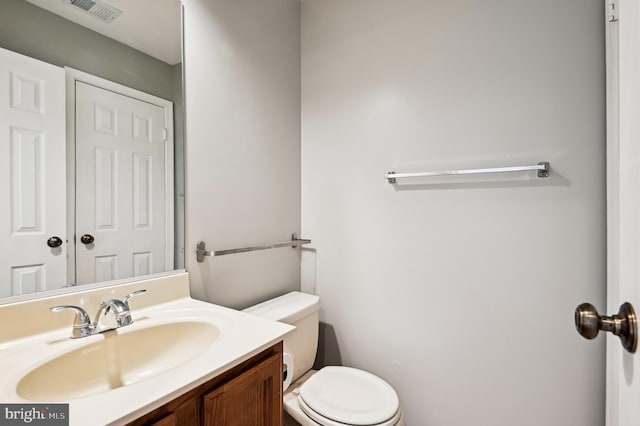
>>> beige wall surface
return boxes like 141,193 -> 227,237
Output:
301,0 -> 606,425
183,0 -> 302,309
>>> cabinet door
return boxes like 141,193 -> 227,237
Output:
127,394 -> 199,426
203,352 -> 283,426
147,413 -> 177,426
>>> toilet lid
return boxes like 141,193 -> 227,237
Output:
298,366 -> 400,426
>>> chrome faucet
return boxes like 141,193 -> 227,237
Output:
50,289 -> 147,338
94,298 -> 133,332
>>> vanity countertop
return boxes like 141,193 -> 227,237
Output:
0,272 -> 294,425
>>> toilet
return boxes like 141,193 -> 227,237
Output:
244,292 -> 404,426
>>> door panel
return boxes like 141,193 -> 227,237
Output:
75,81 -> 167,285
606,0 -> 640,424
0,47 -> 66,296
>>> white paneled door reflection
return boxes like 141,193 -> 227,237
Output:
0,47 -> 66,297
75,81 -> 167,285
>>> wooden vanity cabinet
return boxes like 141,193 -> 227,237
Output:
127,342 -> 283,426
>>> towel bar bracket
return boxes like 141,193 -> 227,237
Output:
537,161 -> 550,178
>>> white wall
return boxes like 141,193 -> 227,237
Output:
301,1 -> 606,425
183,0 -> 301,309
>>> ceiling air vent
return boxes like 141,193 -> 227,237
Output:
63,0 -> 123,23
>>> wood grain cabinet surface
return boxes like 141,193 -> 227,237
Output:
127,342 -> 283,426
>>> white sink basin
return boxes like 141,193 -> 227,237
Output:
0,273 -> 294,426
16,321 -> 219,402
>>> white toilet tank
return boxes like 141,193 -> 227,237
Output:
243,291 -> 319,383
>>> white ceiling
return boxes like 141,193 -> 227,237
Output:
24,0 -> 182,65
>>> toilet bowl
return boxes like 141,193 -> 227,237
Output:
244,292 -> 404,426
284,367 -> 404,426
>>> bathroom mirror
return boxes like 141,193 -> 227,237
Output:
0,0 -> 184,302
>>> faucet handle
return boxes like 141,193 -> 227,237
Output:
50,305 -> 94,338
122,289 -> 147,307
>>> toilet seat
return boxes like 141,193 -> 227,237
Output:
297,396 -> 403,426
297,366 -> 401,426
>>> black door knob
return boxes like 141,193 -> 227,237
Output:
47,236 -> 63,248
80,234 -> 95,245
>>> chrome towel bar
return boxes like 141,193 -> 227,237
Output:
386,161 -> 550,184
196,233 -> 311,262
